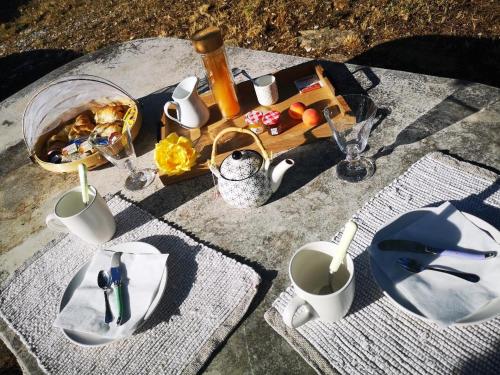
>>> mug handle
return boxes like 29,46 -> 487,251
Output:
283,295 -> 314,328
46,213 -> 69,233
164,101 -> 181,125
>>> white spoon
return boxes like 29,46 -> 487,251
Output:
329,220 -> 358,274
78,163 -> 90,205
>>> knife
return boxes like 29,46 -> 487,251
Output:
378,239 -> 497,260
110,252 -> 124,325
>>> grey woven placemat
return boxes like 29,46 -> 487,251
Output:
265,152 -> 500,375
0,195 -> 260,374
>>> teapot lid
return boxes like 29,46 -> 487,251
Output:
220,150 -> 263,181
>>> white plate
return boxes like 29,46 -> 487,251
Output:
369,207 -> 500,326
59,241 -> 167,346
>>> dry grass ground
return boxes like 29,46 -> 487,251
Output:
1,0 -> 498,58
0,0 -> 499,372
0,0 -> 499,101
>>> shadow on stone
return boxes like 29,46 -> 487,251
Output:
371,82 -> 499,163
349,35 -> 500,88
137,85 -> 176,144
266,139 -> 344,204
319,59 -> 380,94
0,49 -> 82,101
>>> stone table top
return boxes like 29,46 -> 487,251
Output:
0,37 -> 499,374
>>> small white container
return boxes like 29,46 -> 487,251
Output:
253,74 -> 279,106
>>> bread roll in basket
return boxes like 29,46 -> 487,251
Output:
23,75 -> 142,173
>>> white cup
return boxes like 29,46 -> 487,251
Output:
46,186 -> 116,244
283,241 -> 355,328
253,74 -> 279,106
164,76 -> 210,128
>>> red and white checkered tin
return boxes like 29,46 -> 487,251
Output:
262,110 -> 281,126
245,110 -> 263,124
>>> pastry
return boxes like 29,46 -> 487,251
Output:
74,112 -> 94,128
94,105 -> 127,124
68,113 -> 95,140
94,122 -> 123,138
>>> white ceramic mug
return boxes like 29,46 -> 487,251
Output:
46,186 -> 116,244
283,241 -> 355,328
164,76 -> 210,128
253,74 -> 279,106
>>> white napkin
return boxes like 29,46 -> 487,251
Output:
370,202 -> 500,326
54,250 -> 168,339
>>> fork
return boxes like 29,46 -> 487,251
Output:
397,257 -> 480,283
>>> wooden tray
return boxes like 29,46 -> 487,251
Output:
159,61 -> 351,185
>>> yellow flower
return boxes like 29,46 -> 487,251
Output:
154,133 -> 197,176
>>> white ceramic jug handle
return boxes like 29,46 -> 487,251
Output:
46,213 -> 69,233
283,295 -> 313,328
164,101 -> 181,124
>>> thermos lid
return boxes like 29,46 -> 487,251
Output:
192,26 -> 224,54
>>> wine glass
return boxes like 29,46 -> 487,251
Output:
324,94 -> 377,182
90,126 -> 155,191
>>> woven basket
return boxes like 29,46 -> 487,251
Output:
23,75 -> 142,173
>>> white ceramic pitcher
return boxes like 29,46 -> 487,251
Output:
164,76 -> 210,128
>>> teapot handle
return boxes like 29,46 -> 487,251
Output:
209,127 -> 270,169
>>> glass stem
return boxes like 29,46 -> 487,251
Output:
124,159 -> 141,179
346,151 -> 360,163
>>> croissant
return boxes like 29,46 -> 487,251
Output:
68,113 -> 96,140
94,122 -> 123,138
94,105 -> 127,124
74,112 -> 94,128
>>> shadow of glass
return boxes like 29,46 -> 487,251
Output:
370,107 -> 391,135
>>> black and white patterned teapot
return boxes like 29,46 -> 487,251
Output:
209,127 -> 294,208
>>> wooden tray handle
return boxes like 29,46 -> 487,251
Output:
210,127 -> 270,167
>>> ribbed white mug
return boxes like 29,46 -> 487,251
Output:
46,185 -> 116,244
253,74 -> 279,106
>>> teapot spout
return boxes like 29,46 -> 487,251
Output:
271,159 -> 295,193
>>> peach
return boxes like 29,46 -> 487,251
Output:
302,108 -> 322,126
288,102 -> 307,120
